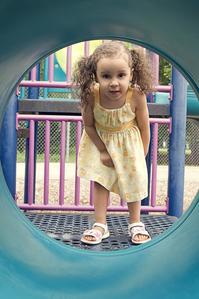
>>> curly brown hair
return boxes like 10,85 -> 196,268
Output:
73,41 -> 153,107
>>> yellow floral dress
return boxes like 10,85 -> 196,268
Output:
78,84 -> 148,202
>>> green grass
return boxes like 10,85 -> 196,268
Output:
17,151 -> 76,163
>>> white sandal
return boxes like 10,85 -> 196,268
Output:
81,222 -> 110,245
128,222 -> 151,245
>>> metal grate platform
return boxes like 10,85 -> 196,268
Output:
25,212 -> 177,251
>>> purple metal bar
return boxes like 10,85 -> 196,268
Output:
150,118 -> 170,124
17,114 -> 170,124
16,114 -> 171,212
48,54 -> 54,82
19,81 -> 73,88
19,80 -> 172,93
155,85 -> 172,92
166,119 -> 172,205
169,116 -> 172,134
120,198 -> 126,207
18,203 -> 167,213
28,120 -> 35,205
66,46 -> 72,82
30,67 -> 37,81
17,114 -> 82,122
59,121 -> 66,205
150,123 -> 159,207
151,53 -> 159,86
84,41 -> 89,57
74,121 -> 82,206
169,83 -> 173,100
43,120 -> 50,205
89,181 -> 94,206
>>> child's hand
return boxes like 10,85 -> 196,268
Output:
100,150 -> 114,168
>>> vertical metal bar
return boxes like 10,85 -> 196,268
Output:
74,121 -> 82,206
24,65 -> 40,203
66,122 -> 70,162
168,68 -> 187,217
151,53 -> 159,86
43,120 -> 50,205
84,41 -> 89,57
59,121 -> 66,205
165,120 -> 172,211
48,54 -> 54,82
120,198 -> 126,207
150,123 -> 159,207
0,93 -> 17,199
30,66 -> 37,81
142,127 -> 152,210
43,58 -> 49,98
89,181 -> 94,206
28,120 -> 35,205
66,46 -> 72,82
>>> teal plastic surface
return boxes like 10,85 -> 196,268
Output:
0,1 -> 198,298
155,89 -> 199,117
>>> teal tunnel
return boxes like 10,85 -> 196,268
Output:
0,1 -> 199,298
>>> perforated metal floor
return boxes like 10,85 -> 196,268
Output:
25,212 -> 177,251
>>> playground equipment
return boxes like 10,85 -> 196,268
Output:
3,41 -> 196,216
0,1 -> 199,298
2,42 -> 198,212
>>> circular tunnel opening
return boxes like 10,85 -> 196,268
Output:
0,2 -> 199,298
1,39 -> 198,251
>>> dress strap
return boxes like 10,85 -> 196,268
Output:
126,86 -> 133,103
92,83 -> 100,104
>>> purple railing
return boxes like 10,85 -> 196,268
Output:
19,80 -> 172,94
17,42 -> 172,212
18,42 -> 172,97
16,113 -> 171,213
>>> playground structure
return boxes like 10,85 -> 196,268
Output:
0,1 -> 199,298
1,41 -> 198,216
17,44 -> 173,213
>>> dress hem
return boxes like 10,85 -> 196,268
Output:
78,173 -> 148,203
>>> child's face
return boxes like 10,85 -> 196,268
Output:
96,55 -> 132,103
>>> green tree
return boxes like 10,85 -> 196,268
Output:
159,57 -> 172,85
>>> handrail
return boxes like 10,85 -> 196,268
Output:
16,114 -> 171,212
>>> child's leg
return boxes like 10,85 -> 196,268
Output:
83,182 -> 109,242
127,200 -> 141,223
94,182 -> 109,224
127,201 -> 149,242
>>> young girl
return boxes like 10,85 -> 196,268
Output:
74,41 -> 153,245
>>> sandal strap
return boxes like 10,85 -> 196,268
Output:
83,228 -> 102,239
82,223 -> 107,240
93,222 -> 107,232
128,222 -> 149,237
128,222 -> 145,231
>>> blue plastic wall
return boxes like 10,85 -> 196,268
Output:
0,1 -> 198,298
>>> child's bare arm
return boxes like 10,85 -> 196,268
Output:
81,97 -> 114,167
134,91 -> 150,156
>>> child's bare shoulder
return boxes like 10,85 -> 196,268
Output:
131,86 -> 146,107
81,90 -> 95,125
131,86 -> 145,98
88,85 -> 95,108
82,88 -> 95,112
